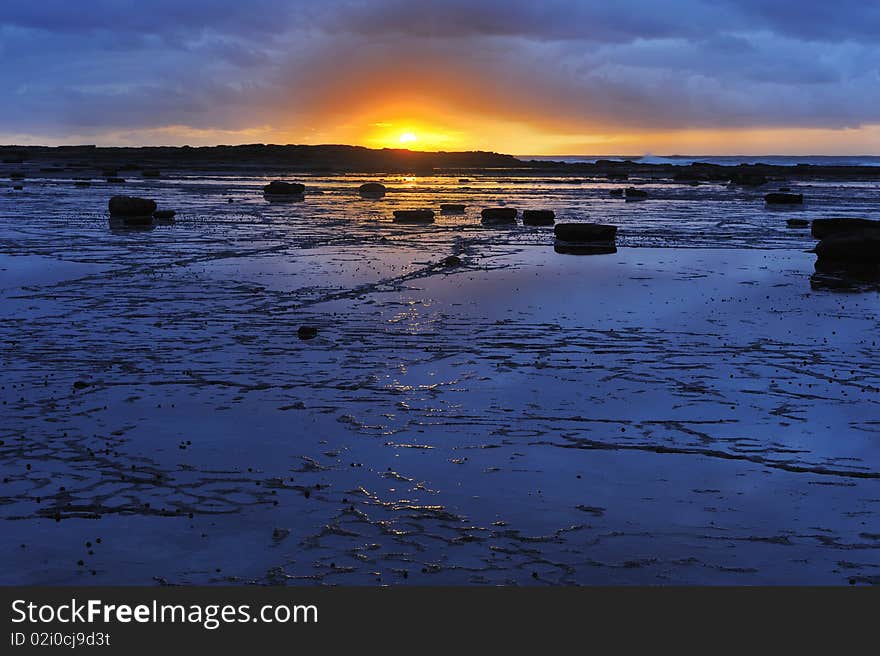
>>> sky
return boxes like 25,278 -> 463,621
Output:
1,0 -> 879,155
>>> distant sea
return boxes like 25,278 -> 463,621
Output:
521,155 -> 880,167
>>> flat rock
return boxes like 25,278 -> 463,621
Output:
393,209 -> 434,223
263,180 -> 305,195
554,222 -> 617,242
522,210 -> 556,226
812,217 -> 880,239
108,195 -> 157,217
480,208 -> 517,224
765,192 -> 803,204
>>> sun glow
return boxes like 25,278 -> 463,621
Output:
399,132 -> 418,144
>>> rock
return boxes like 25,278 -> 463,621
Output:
263,180 -> 305,195
73,381 -> 89,390
442,255 -> 462,267
522,209 -> 555,226
625,187 -> 648,199
358,182 -> 386,196
12,185 -> 23,190
814,229 -> 880,264
554,243 -> 618,256
108,195 -> 157,217
811,218 -> 880,239
440,203 -> 466,213
458,178 -> 471,183
786,218 -> 809,228
554,223 -> 617,242
297,326 -> 318,340
106,177 -> 126,184
393,209 -> 434,223
153,210 -> 176,220
609,189 -> 624,197
729,172 -> 768,186
480,208 -> 517,224
765,192 -> 803,204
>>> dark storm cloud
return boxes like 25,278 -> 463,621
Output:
1,0 -> 878,140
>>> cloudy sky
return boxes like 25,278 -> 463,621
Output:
1,0 -> 879,154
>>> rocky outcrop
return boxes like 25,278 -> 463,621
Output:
393,209 -> 435,223
765,192 -> 803,204
108,195 -> 156,217
625,187 -> 648,199
358,182 -> 386,196
729,172 -> 768,186
263,180 -> 305,195
814,230 -> 880,264
554,223 -> 617,242
480,208 -> 518,224
522,210 -> 555,226
811,218 -> 880,239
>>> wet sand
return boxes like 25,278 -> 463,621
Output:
1,171 -> 879,584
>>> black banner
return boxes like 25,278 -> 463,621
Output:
0,587 -> 875,652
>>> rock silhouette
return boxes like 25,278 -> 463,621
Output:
765,192 -> 803,204
480,208 -> 517,224
393,209 -> 435,223
522,210 -> 556,226
812,218 -> 880,239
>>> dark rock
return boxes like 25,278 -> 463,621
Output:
393,209 -> 434,223
106,177 -> 126,183
522,209 -> 555,226
442,255 -> 462,267
554,243 -> 618,256
458,178 -> 471,183
297,326 -> 318,340
609,189 -> 624,197
554,223 -> 617,242
12,184 -> 23,190
814,229 -> 880,264
729,172 -> 768,186
263,180 -> 305,195
153,209 -> 176,220
108,195 -> 157,217
440,203 -> 466,213
480,207 -> 517,224
625,187 -> 648,199
811,218 -> 880,239
358,182 -> 386,196
765,192 -> 803,204
786,218 -> 809,228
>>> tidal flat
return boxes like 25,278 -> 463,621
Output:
1,168 -> 879,584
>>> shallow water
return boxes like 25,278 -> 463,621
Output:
1,172 -> 879,584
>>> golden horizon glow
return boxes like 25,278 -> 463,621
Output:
5,122 -> 880,156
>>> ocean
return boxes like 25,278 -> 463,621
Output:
522,154 -> 880,167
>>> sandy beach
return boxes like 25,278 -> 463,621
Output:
1,160 -> 878,585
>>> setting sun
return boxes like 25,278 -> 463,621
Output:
399,132 -> 417,144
